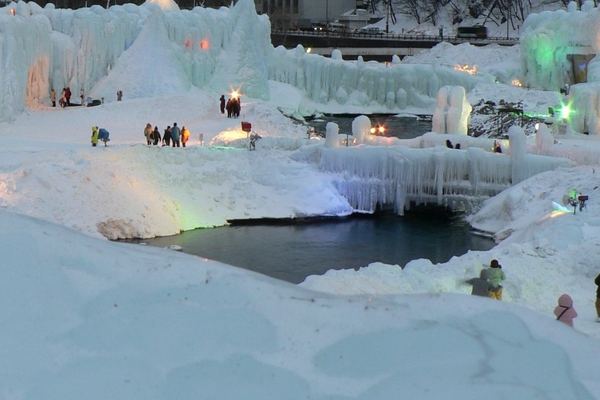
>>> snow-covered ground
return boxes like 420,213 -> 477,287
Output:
2,0 -> 600,398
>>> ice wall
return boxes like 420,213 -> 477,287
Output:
0,0 -> 272,121
565,82 -> 600,135
521,1 -> 600,90
267,45 -> 492,114
294,140 -> 571,215
431,86 -> 471,135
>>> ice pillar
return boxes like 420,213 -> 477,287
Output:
325,122 -> 340,147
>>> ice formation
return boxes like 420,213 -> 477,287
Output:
520,1 -> 600,134
294,127 -> 572,215
0,0 -> 492,122
431,86 -> 472,135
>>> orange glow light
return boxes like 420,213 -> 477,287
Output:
10,8 -> 15,15
200,39 -> 209,50
454,64 -> 478,75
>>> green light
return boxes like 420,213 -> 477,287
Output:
569,189 -> 578,199
560,104 -> 571,120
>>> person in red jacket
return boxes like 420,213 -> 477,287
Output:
554,294 -> 578,327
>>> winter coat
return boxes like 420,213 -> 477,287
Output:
171,125 -> 181,142
466,269 -> 494,297
152,128 -> 161,145
487,266 -> 505,290
595,273 -> 600,298
91,126 -> 99,145
163,128 -> 172,144
144,124 -> 153,141
554,294 -> 578,327
181,127 -> 190,144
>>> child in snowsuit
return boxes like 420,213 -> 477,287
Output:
486,259 -> 506,300
465,269 -> 494,297
554,294 -> 578,327
91,126 -> 99,147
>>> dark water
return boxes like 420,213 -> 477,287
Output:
306,114 -> 432,139
126,209 -> 495,284
124,116 -> 492,284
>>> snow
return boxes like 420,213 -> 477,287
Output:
1,0 -> 600,398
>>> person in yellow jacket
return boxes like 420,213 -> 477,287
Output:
181,126 -> 190,147
91,126 -> 99,147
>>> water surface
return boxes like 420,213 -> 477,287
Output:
129,209 -> 495,284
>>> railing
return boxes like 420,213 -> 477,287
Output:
271,29 -> 519,45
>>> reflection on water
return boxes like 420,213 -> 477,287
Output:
124,209 -> 495,284
306,114 -> 432,140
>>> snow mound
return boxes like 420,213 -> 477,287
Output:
91,11 -> 190,101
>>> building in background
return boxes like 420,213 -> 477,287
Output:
256,0 -> 372,30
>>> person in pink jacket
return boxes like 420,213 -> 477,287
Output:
554,294 -> 578,327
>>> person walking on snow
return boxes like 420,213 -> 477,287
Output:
144,123 -> 153,145
486,259 -> 506,300
554,294 -> 578,327
163,126 -> 172,147
64,87 -> 71,106
171,122 -> 181,147
220,95 -> 226,114
152,126 -> 161,146
50,88 -> 56,107
181,126 -> 190,147
465,269 -> 494,297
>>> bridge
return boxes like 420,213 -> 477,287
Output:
271,30 -> 518,61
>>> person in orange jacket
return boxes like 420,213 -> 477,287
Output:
181,126 -> 190,147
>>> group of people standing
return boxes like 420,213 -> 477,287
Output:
50,87 -> 72,108
144,122 -> 190,147
220,95 -> 241,118
445,139 -> 461,150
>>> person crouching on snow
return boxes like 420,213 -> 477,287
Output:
465,269 -> 494,297
486,259 -> 506,300
554,294 -> 578,327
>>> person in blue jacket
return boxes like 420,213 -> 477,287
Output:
171,122 -> 181,147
